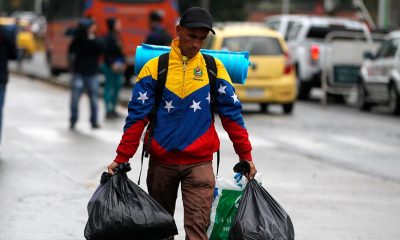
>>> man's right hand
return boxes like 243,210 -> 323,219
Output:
107,161 -> 120,175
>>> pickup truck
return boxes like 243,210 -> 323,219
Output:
266,15 -> 372,100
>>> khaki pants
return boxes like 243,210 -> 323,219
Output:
146,160 -> 215,240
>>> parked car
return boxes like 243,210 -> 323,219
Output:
205,23 -> 296,114
265,14 -> 309,41
266,15 -> 372,100
358,31 -> 400,115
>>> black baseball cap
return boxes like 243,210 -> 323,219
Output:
179,7 -> 215,35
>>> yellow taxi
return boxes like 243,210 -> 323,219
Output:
205,23 -> 296,114
0,17 -> 39,58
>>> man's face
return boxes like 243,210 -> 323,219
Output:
115,20 -> 122,32
88,22 -> 97,35
176,25 -> 209,59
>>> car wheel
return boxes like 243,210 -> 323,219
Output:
282,103 -> 294,114
260,103 -> 269,113
50,67 -> 62,76
327,93 -> 345,104
297,81 -> 310,100
388,84 -> 400,115
46,51 -> 52,65
295,64 -> 310,100
357,83 -> 372,111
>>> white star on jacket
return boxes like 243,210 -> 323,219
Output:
190,100 -> 202,112
218,84 -> 227,95
231,93 -> 240,103
137,91 -> 149,104
164,100 -> 175,113
206,92 -> 211,103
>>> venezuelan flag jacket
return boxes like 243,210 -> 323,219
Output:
114,39 -> 252,165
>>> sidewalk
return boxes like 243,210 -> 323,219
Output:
8,52 -> 133,106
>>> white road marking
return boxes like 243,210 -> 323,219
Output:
18,126 -> 122,144
275,134 -> 328,151
331,134 -> 399,154
79,128 -> 122,144
18,127 -> 69,143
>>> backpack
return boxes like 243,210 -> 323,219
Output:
137,53 -> 219,184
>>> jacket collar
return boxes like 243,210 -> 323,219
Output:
170,38 -> 200,62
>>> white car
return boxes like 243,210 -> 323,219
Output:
265,14 -> 309,41
358,31 -> 400,115
266,15 -> 372,100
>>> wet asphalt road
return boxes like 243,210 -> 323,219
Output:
0,72 -> 399,240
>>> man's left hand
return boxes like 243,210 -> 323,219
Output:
243,160 -> 257,180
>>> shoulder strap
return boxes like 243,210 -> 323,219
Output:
139,52 -> 169,184
202,53 -> 217,119
202,53 -> 221,175
146,52 -> 169,153
153,52 -> 169,115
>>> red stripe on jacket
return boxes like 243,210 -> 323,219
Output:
114,118 -> 149,163
149,124 -> 220,165
220,115 -> 252,161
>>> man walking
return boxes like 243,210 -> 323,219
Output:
108,7 -> 256,239
144,11 -> 172,46
102,18 -> 125,119
68,18 -> 103,129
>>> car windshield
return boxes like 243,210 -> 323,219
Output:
306,25 -> 364,39
222,36 -> 283,55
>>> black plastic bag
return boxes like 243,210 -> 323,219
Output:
84,163 -> 178,240
229,161 -> 294,240
229,180 -> 294,240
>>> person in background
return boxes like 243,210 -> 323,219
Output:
68,17 -> 103,130
102,18 -> 125,119
0,23 -> 17,144
144,11 -> 172,46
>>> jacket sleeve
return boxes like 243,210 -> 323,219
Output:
214,59 -> 253,161
68,39 -> 77,67
2,25 -> 18,60
114,59 -> 158,163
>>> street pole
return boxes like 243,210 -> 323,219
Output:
324,0 -> 336,13
282,0 -> 290,14
34,0 -> 43,14
201,0 -> 210,12
353,0 -> 376,29
378,0 -> 390,29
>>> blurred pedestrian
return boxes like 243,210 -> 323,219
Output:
107,7 -> 257,239
0,23 -> 17,144
68,17 -> 103,129
144,11 -> 172,46
101,18 -> 125,119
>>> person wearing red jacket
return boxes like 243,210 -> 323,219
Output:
108,7 -> 256,240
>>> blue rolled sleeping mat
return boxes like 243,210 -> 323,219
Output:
134,44 -> 250,84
